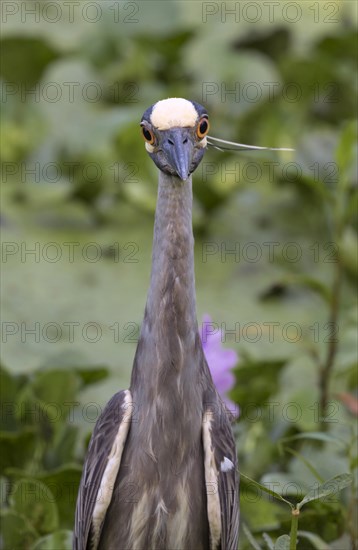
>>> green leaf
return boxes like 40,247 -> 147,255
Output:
5,464 -> 82,529
9,478 -> 59,534
297,530 -> 329,550
240,472 -> 293,508
37,465 -> 82,528
0,37 -> 59,87
15,369 -> 82,438
274,535 -> 291,550
0,365 -> 28,431
263,532 -> 275,550
0,366 -> 19,429
32,369 -> 81,408
336,121 -> 357,176
350,455 -> 358,470
297,473 -> 353,510
0,509 -> 39,550
0,428 -> 37,473
232,360 -> 287,409
283,275 -> 332,304
44,424 -> 79,469
340,227 -> 358,278
74,365 -> 109,386
31,530 -> 73,550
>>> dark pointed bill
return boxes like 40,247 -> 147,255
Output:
162,129 -> 193,180
207,135 -> 295,152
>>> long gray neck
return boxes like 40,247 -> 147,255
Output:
130,171 -> 212,464
131,171 -> 199,389
145,171 -> 197,340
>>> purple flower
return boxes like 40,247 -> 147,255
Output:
200,315 -> 239,417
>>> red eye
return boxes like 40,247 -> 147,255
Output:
196,117 -> 210,139
141,125 -> 156,145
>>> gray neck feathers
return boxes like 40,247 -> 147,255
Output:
145,171 -> 198,342
130,171 -> 211,460
131,171 -> 200,388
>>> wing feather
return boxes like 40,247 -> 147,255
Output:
73,390 -> 132,550
203,403 -> 239,550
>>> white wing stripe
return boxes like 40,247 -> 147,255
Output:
91,390 -> 132,548
202,411 -> 221,550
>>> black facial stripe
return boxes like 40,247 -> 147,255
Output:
141,104 -> 154,124
190,101 -> 208,118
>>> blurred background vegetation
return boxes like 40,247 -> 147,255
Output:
1,1 -> 357,548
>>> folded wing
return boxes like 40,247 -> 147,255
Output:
73,390 -> 132,550
202,404 -> 239,550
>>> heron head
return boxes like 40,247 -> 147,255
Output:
140,98 -> 209,181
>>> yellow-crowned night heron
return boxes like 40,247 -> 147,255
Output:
74,98 -> 293,550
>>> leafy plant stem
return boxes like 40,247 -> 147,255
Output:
319,247 -> 342,427
289,509 -> 299,550
319,122 -> 355,426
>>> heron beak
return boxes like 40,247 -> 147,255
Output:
162,129 -> 193,181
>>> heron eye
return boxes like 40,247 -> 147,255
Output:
141,126 -> 156,145
196,117 -> 210,139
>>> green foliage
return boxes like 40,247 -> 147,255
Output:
31,530 -> 73,550
0,509 -> 39,550
0,364 -> 108,548
1,1 -> 357,548
297,473 -> 352,511
274,536 -> 291,550
9,478 -> 59,534
0,37 -> 59,87
240,472 -> 353,549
